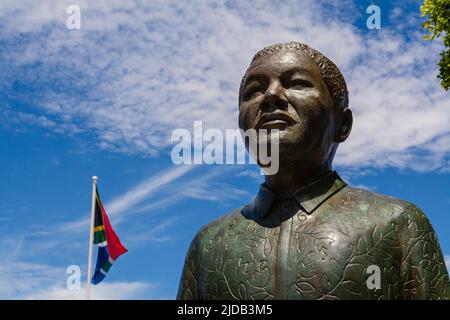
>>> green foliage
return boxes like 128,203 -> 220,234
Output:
421,0 -> 450,90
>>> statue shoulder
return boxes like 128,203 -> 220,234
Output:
193,207 -> 246,243
342,185 -> 431,226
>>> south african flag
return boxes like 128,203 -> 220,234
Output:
92,187 -> 127,285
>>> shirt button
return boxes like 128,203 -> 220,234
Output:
298,210 -> 307,221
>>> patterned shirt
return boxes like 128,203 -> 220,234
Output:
177,171 -> 449,299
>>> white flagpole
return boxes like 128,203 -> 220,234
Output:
86,175 -> 98,300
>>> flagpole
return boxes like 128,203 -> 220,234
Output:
86,175 -> 98,300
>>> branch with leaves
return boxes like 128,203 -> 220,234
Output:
421,0 -> 450,90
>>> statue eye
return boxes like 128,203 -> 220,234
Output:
288,79 -> 314,90
243,86 -> 264,101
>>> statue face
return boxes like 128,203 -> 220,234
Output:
239,49 -> 338,171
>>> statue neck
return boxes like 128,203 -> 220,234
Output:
264,163 -> 331,199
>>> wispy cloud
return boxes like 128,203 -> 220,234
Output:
0,165 -> 196,270
0,262 -> 62,299
0,1 -> 449,171
19,165 -> 249,260
351,184 -> 377,192
127,216 -> 179,246
57,165 -> 194,234
55,164 -> 246,236
106,165 -> 194,219
236,168 -> 264,183
0,260 -> 157,299
179,182 -> 249,203
24,281 -> 158,300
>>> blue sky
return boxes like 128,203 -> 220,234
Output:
0,0 -> 449,299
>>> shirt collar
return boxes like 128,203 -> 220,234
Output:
241,171 -> 347,221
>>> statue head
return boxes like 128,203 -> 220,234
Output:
238,42 -> 352,175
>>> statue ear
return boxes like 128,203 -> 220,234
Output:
335,108 -> 352,143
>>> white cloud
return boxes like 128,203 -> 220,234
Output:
106,165 -> 194,219
25,281 -> 157,300
126,216 -> 179,246
236,168 -> 264,182
55,164 -> 246,236
445,255 -> 450,271
55,165 -> 194,235
0,260 -> 157,299
0,262 -> 60,299
350,184 -> 377,192
338,32 -> 450,171
1,1 -> 449,171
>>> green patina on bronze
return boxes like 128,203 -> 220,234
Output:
177,42 -> 450,300
177,172 -> 449,299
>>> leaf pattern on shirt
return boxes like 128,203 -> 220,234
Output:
176,186 -> 450,300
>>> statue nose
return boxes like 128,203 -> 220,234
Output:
261,82 -> 288,112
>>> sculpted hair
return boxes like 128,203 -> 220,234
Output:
239,41 -> 349,109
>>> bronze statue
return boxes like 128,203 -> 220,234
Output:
177,42 -> 450,300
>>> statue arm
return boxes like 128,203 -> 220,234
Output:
176,235 -> 199,300
399,205 -> 450,299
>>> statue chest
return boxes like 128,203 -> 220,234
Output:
197,210 -> 402,300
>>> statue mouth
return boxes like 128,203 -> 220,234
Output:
255,112 -> 296,130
